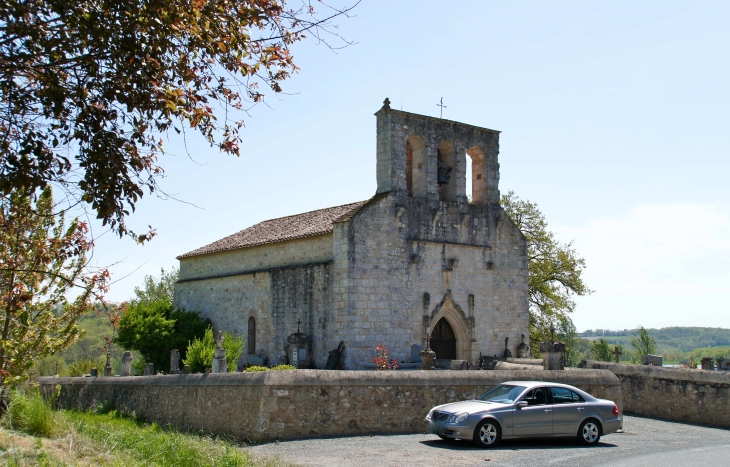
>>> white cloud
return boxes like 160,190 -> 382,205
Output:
555,203 -> 730,330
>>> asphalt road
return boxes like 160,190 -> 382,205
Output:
248,415 -> 730,467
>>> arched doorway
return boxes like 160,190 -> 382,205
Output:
431,318 -> 456,360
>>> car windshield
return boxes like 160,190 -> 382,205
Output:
476,385 -> 527,404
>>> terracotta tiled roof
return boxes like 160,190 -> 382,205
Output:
177,200 -> 368,259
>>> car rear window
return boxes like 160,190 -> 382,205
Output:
551,387 -> 586,404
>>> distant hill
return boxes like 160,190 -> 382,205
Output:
579,327 -> 730,353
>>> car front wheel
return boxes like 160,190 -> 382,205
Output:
578,419 -> 602,446
473,419 -> 501,448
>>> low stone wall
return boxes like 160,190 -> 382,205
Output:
581,361 -> 730,427
39,369 -> 620,441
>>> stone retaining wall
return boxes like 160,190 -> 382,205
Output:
39,369 -> 621,441
581,361 -> 730,427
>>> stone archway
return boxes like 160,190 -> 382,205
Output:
428,290 -> 472,361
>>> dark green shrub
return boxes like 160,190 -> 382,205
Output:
115,299 -> 209,373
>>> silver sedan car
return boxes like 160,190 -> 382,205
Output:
425,381 -> 622,448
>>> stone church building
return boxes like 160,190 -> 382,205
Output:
175,100 -> 529,369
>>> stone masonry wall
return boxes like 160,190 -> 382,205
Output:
582,361 -> 730,428
332,191 -> 529,368
39,369 -> 621,442
177,234 -> 332,281
175,262 -> 333,368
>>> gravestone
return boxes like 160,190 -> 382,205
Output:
325,341 -> 345,370
170,349 -> 181,374
211,347 -> 227,373
103,352 -> 112,376
410,344 -> 425,363
143,363 -> 154,376
182,364 -> 190,374
246,355 -> 265,367
642,354 -> 663,366
717,358 -> 730,371
90,368 -> 98,377
516,334 -> 530,358
121,351 -> 133,376
540,341 -> 565,370
701,357 -> 715,370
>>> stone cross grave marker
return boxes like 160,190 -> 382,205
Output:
612,346 -> 622,363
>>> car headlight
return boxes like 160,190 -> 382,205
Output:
448,412 -> 469,424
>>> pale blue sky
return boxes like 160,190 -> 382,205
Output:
89,1 -> 730,331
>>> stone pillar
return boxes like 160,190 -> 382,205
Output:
121,351 -> 133,376
540,341 -> 565,370
420,347 -> 436,370
170,349 -> 181,374
144,363 -> 155,376
212,347 -> 227,373
701,357 -> 715,370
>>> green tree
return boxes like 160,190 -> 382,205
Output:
133,267 -> 178,306
500,191 -> 592,352
591,338 -> 614,362
0,0 -> 357,241
115,299 -> 209,373
0,187 -> 108,385
184,327 -> 244,373
631,325 -> 657,363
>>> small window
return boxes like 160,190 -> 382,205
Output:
521,387 -> 548,406
247,317 -> 256,355
551,387 -> 585,404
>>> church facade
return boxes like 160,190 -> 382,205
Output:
175,100 -> 530,369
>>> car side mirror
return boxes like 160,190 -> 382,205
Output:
516,401 -> 528,409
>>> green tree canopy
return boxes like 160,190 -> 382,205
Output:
0,0 -> 357,241
115,299 -> 209,373
591,338 -> 614,362
500,191 -> 592,352
133,267 -> 178,306
631,325 -> 657,363
0,187 -> 107,385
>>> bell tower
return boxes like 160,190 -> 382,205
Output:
374,98 -> 501,205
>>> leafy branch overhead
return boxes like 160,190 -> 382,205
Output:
0,0 -> 358,241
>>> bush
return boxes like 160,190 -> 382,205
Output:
244,366 -> 269,372
67,357 -> 106,377
115,299 -> 210,373
2,387 -> 56,436
183,327 -> 244,373
271,364 -> 295,370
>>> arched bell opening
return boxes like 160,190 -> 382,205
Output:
467,145 -> 488,204
406,134 -> 427,198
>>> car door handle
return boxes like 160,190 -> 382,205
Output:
577,407 -> 585,411
544,409 -> 552,413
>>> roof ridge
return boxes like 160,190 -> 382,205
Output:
254,200 -> 366,225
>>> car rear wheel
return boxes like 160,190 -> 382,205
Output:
578,419 -> 602,446
472,419 -> 501,448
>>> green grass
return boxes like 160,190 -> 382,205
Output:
1,388 -> 290,467
3,389 -> 56,437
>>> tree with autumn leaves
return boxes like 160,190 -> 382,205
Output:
0,0 -> 356,384
0,188 -> 108,386
0,0 -> 357,242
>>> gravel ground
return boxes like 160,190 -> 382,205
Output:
248,415 -> 730,467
